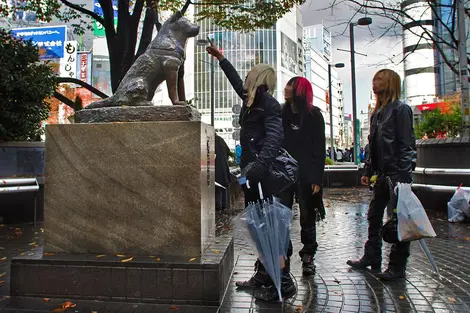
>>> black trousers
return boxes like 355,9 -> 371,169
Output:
364,177 -> 411,268
279,183 -> 318,258
215,186 -> 228,210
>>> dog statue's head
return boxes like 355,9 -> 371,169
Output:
166,11 -> 200,38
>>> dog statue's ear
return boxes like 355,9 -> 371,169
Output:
170,11 -> 183,23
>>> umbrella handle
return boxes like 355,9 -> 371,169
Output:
258,182 -> 264,200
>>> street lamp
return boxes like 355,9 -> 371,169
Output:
350,16 -> 372,165
328,62 -> 345,161
196,38 -> 215,126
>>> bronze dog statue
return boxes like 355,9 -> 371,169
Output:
87,11 -> 200,109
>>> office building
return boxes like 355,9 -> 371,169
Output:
304,25 -> 344,148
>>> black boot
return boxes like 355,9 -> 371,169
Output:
254,270 -> 296,302
347,257 -> 381,272
376,267 -> 406,281
236,260 -> 273,288
301,255 -> 316,276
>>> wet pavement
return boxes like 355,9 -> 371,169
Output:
0,187 -> 469,312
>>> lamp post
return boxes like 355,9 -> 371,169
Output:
196,38 -> 215,126
328,62 -> 345,161
350,17 -> 372,165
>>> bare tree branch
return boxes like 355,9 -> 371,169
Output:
181,0 -> 192,15
59,0 -> 105,26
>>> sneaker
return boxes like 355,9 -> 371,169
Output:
302,255 -> 316,276
376,267 -> 406,281
254,273 -> 296,302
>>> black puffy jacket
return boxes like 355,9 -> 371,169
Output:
364,100 -> 417,183
219,58 -> 283,174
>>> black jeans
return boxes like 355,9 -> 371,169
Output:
215,185 -> 228,210
279,183 -> 318,258
364,177 -> 411,268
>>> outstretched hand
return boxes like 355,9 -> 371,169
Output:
205,38 -> 224,60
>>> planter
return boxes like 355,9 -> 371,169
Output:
0,141 -> 45,178
0,141 -> 45,223
412,137 -> 470,212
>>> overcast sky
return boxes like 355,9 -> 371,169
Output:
300,0 -> 405,116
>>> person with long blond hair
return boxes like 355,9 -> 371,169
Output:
347,69 -> 416,280
206,41 -> 296,301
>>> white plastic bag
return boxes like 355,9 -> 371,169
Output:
447,186 -> 470,223
396,183 -> 436,242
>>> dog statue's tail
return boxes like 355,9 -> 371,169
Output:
86,96 -> 115,109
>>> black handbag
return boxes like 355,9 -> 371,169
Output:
241,148 -> 299,193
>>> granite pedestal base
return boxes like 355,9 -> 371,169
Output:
11,237 -> 233,306
44,121 -> 215,257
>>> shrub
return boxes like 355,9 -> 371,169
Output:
0,29 -> 57,141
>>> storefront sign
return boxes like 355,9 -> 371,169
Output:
60,41 -> 78,78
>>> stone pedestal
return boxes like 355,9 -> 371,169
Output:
10,108 -> 235,305
44,121 -> 215,257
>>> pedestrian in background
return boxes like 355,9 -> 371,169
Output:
215,134 -> 230,211
347,69 -> 416,280
206,39 -> 296,301
280,76 -> 326,276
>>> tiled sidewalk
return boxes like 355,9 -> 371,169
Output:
0,188 -> 469,312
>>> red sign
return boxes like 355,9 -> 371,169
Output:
417,102 -> 449,113
80,54 -> 88,83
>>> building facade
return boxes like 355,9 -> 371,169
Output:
304,25 -> 344,149
192,6 -> 304,149
402,0 -> 439,106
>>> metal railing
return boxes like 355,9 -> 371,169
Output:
414,167 -> 470,176
412,183 -> 470,193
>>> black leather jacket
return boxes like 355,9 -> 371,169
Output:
364,100 -> 417,184
219,58 -> 283,173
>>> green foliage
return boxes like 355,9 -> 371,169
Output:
325,157 -> 335,165
0,30 -> 57,141
1,0 -> 305,33
415,107 -> 463,139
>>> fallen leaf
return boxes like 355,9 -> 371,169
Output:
399,295 -> 405,300
170,306 -> 178,310
155,257 -> 161,261
465,237 -> 470,241
61,301 -> 76,309
96,255 -> 106,258
189,258 -> 196,262
0,281 -> 4,285
448,297 -> 457,303
44,298 -> 50,302
0,257 -> 7,261
43,253 -> 55,256
295,306 -> 303,313
28,242 -> 36,246
40,228 -> 44,232
211,249 -> 221,254
0,273 -> 5,278
91,311 -> 98,313
51,309 -> 65,313
458,246 -> 464,248
121,257 -> 134,263
116,254 -> 126,257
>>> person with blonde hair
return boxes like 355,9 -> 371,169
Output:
206,41 -> 295,301
347,69 -> 417,280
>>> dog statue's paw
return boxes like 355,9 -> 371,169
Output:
173,101 -> 187,105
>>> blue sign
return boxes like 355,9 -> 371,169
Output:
11,26 -> 67,60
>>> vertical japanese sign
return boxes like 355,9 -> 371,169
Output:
11,26 -> 67,60
78,52 -> 91,83
60,41 -> 78,78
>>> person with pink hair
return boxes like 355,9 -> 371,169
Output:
279,76 -> 326,277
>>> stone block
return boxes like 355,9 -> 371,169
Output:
10,236 -> 234,306
74,105 -> 201,123
44,121 -> 215,257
